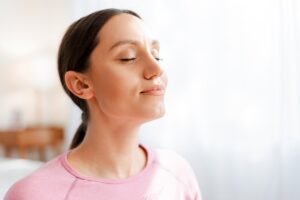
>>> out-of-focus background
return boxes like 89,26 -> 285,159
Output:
0,0 -> 299,199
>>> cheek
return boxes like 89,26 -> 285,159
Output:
91,68 -> 140,109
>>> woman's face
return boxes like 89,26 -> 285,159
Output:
86,13 -> 168,123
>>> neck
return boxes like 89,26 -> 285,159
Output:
68,108 -> 147,179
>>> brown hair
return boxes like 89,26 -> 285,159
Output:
57,8 -> 141,149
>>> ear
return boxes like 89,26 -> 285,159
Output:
64,71 -> 94,100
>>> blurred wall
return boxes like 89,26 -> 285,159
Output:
0,0 -> 73,129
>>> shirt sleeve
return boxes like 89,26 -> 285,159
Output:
4,182 -> 24,200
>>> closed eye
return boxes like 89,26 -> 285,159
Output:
120,58 -> 136,62
120,57 -> 162,62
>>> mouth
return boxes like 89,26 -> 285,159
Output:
140,85 -> 165,96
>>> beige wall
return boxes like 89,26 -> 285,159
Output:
0,0 -> 74,129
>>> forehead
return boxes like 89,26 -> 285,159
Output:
97,13 -> 154,49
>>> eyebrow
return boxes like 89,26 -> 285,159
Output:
109,39 -> 160,51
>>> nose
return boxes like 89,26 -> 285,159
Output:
143,53 -> 163,80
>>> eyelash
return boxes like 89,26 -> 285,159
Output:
120,58 -> 136,62
120,57 -> 163,62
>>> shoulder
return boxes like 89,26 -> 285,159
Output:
152,148 -> 202,199
4,154 -> 75,200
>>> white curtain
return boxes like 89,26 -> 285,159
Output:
67,0 -> 300,199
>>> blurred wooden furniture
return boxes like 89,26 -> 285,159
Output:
0,126 -> 64,161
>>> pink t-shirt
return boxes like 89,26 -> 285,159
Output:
5,145 -> 201,200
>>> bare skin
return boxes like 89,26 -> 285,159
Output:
64,13 -> 168,179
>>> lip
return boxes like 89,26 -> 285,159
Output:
140,85 -> 165,96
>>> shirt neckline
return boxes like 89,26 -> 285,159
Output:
60,144 -> 154,184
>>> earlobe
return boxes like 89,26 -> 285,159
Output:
64,71 -> 94,100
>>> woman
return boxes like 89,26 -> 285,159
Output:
5,8 -> 201,200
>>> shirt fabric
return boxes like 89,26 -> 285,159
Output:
5,145 -> 201,200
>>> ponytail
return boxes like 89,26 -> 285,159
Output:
69,111 -> 88,149
70,122 -> 87,149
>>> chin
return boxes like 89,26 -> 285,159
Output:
141,106 -> 165,123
